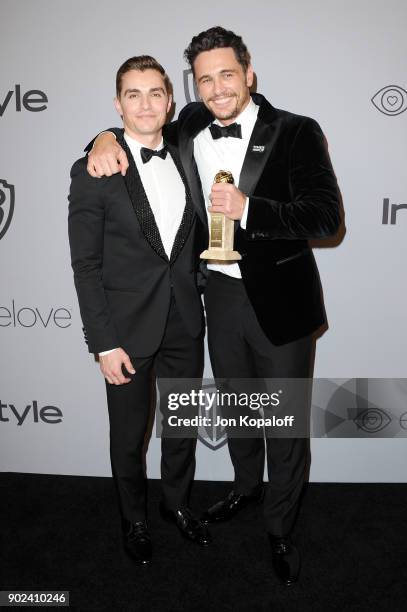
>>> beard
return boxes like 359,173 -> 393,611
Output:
213,107 -> 239,121
206,93 -> 240,121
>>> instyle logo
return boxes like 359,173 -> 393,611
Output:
0,300 -> 71,328
183,69 -> 199,104
0,400 -> 63,425
371,85 -> 407,116
0,179 -> 14,240
382,198 -> 407,224
0,85 -> 48,117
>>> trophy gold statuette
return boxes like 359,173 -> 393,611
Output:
200,170 -> 242,261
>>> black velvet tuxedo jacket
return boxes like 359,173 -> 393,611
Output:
68,139 -> 204,356
99,92 -> 341,346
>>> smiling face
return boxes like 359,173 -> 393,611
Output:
114,68 -> 172,143
193,47 -> 253,125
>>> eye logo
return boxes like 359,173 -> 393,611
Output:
354,408 -> 391,433
183,69 -> 199,104
0,179 -> 15,240
371,85 -> 407,116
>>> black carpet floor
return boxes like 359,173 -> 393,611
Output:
1,474 -> 406,611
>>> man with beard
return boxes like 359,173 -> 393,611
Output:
86,27 -> 340,584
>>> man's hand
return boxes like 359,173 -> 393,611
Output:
87,132 -> 129,178
99,348 -> 135,385
208,183 -> 246,220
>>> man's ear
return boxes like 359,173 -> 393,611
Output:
167,94 -> 173,114
114,96 -> 123,117
246,64 -> 254,88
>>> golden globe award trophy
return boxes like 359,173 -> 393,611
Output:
200,170 -> 242,262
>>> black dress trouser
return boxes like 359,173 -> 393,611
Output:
105,293 -> 204,525
204,271 -> 314,537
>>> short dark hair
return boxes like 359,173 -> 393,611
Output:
184,26 -> 251,75
116,55 -> 171,97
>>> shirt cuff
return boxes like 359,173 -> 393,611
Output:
99,348 -> 118,356
91,131 -> 117,149
240,197 -> 249,229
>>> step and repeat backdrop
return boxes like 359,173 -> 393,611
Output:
1,0 -> 406,481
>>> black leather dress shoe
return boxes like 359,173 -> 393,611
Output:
269,535 -> 300,586
160,503 -> 211,546
123,520 -> 152,565
201,489 -> 263,524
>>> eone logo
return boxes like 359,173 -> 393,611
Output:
0,179 -> 14,240
0,85 -> 48,117
0,401 -> 63,426
382,198 -> 407,225
0,300 -> 71,328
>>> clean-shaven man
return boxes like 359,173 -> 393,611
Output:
68,55 -> 211,566
86,27 -> 341,585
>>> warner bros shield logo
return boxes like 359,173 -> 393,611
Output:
198,383 -> 228,450
0,179 -> 15,240
183,69 -> 199,103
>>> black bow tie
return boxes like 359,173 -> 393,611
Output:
140,146 -> 168,164
209,122 -> 242,140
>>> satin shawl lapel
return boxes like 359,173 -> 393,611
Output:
118,134 -> 168,262
238,95 -> 280,196
177,95 -> 280,233
166,142 -> 195,263
178,104 -> 212,227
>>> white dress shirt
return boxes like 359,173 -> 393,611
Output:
193,98 -> 259,278
99,131 -> 186,356
124,132 -> 186,259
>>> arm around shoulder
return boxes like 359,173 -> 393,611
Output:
84,128 -> 122,153
85,128 -> 128,178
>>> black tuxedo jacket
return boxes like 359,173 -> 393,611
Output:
96,92 -> 341,346
174,92 -> 340,345
69,139 -> 204,356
